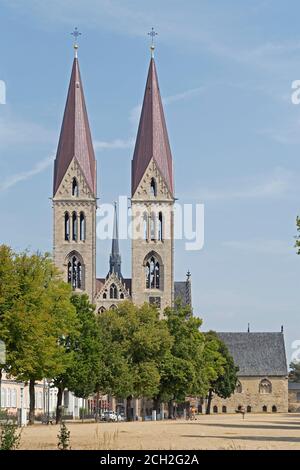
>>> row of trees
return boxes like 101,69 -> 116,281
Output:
0,246 -> 238,424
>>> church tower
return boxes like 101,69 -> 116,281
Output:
52,44 -> 97,301
131,46 -> 175,311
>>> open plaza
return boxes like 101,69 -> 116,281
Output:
18,414 -> 300,451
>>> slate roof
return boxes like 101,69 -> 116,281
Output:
288,382 -> 300,390
53,57 -> 96,196
218,332 -> 288,377
174,280 -> 192,307
131,58 -> 174,197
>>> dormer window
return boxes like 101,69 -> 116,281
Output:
150,178 -> 157,197
72,178 -> 79,197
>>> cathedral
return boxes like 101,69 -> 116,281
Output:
52,41 -> 191,312
0,38 -> 289,420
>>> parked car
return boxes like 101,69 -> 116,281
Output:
103,411 -> 118,422
117,413 -> 125,422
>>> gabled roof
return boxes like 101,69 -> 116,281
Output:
132,58 -> 174,197
53,57 -> 96,196
174,280 -> 192,307
218,332 -> 288,377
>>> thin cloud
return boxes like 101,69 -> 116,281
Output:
130,86 -> 204,128
193,167 -> 295,201
222,239 -> 293,256
0,155 -> 54,192
94,138 -> 135,151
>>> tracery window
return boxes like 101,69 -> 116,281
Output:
146,256 -> 160,289
110,283 -> 118,299
67,255 -> 83,289
259,379 -> 272,394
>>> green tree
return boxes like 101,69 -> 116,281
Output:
0,245 -> 19,409
289,361 -> 300,382
156,302 -> 207,417
97,301 -> 173,420
2,252 -> 77,424
53,294 -> 101,423
204,331 -> 238,414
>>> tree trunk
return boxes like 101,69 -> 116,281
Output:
206,389 -> 213,415
126,396 -> 133,421
153,397 -> 160,414
168,400 -> 174,419
56,386 -> 64,424
29,378 -> 35,425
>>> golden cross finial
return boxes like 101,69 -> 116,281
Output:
71,27 -> 82,58
148,27 -> 158,58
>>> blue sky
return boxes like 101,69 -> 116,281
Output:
1,0 -> 300,362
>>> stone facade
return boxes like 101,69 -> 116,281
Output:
131,159 -> 174,312
288,382 -> 300,412
53,158 -> 97,301
210,376 -> 289,414
95,273 -> 131,313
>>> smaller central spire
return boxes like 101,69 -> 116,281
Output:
109,202 -> 122,278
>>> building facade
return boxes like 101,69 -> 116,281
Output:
52,44 -> 190,313
210,332 -> 289,414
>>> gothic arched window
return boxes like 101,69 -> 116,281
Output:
98,307 -> 106,314
150,178 -> 157,197
110,284 -> 118,299
150,213 -> 156,241
72,212 -> 77,241
236,381 -> 242,394
146,256 -> 160,289
259,379 -> 272,394
143,213 -> 148,240
110,304 -> 117,310
72,178 -> 79,197
67,255 -> 83,290
158,212 -> 163,241
80,212 -> 85,241
64,212 -> 70,241
120,293 -> 124,299
103,293 -> 107,299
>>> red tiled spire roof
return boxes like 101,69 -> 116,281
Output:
53,57 -> 96,196
131,58 -> 174,197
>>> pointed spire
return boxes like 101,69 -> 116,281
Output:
131,57 -> 174,197
109,202 -> 122,277
53,54 -> 96,196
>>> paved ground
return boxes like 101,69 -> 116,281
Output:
19,413 -> 300,450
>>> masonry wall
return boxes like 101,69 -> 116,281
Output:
288,389 -> 300,412
210,376 -> 288,414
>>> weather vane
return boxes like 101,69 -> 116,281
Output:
148,27 -> 158,58
71,27 -> 82,57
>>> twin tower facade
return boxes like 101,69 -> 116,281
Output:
52,50 -> 191,312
